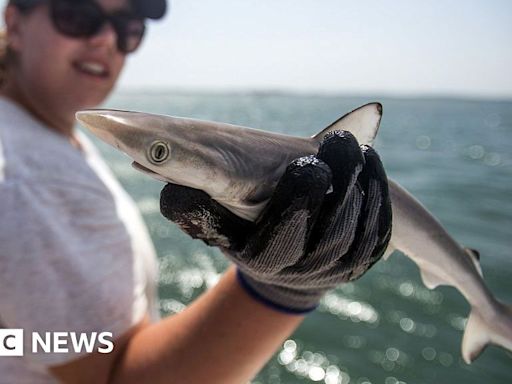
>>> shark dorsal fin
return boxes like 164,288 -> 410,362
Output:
312,102 -> 383,146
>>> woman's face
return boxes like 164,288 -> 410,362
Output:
7,0 -> 130,116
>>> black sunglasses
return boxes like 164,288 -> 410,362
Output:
14,0 -> 146,54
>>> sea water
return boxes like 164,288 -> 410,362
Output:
89,92 -> 511,384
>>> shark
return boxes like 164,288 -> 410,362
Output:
76,102 -> 512,364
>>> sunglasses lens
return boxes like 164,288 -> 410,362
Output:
51,0 -> 103,37
112,16 -> 145,53
50,0 -> 145,54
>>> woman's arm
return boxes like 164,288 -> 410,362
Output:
51,266 -> 304,384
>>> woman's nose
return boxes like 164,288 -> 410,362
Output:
87,22 -> 118,51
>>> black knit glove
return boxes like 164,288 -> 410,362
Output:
160,131 -> 392,313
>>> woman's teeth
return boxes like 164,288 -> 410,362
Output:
76,61 -> 108,77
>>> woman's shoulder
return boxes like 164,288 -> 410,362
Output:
0,98 -> 108,193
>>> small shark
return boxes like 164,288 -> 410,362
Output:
76,103 -> 512,363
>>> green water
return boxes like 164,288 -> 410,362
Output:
91,92 -> 512,384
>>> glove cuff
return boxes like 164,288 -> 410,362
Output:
236,268 -> 323,315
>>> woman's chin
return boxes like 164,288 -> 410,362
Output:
73,92 -> 111,111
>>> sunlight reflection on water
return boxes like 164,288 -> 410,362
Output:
97,93 -> 512,384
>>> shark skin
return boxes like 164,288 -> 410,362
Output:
76,102 -> 512,363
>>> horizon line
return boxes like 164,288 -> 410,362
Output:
114,87 -> 512,103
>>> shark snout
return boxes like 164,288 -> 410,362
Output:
76,109 -> 122,144
75,109 -> 176,171
76,109 -> 131,133
75,109 -> 151,150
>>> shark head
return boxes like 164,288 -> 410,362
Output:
76,109 -> 171,181
76,109 -> 235,192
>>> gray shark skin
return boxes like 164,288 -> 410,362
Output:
76,103 -> 512,364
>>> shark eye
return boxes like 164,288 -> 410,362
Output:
148,141 -> 170,164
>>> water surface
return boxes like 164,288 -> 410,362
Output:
88,92 -> 512,384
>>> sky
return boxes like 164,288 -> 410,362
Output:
1,0 -> 512,98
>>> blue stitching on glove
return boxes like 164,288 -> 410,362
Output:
235,268 -> 318,315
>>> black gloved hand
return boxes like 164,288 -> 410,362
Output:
161,131 -> 392,313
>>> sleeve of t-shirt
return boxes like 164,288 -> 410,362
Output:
0,177 -> 149,367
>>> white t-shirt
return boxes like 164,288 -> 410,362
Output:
0,97 -> 159,383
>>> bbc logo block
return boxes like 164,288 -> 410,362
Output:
0,329 -> 24,357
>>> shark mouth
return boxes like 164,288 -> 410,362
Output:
131,161 -> 168,183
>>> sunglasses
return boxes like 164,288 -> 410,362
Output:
15,0 -> 146,53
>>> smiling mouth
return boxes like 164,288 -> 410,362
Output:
73,61 -> 110,78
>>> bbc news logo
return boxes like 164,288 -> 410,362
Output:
0,329 -> 113,356
0,329 -> 23,356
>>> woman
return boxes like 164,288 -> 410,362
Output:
0,0 -> 167,382
0,0 -> 392,383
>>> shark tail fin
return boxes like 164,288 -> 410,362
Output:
312,102 -> 382,146
462,301 -> 512,364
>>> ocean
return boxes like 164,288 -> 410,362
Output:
89,91 -> 512,384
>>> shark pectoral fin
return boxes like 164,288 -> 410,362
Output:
312,102 -> 382,146
464,247 -> 483,277
419,268 -> 445,290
